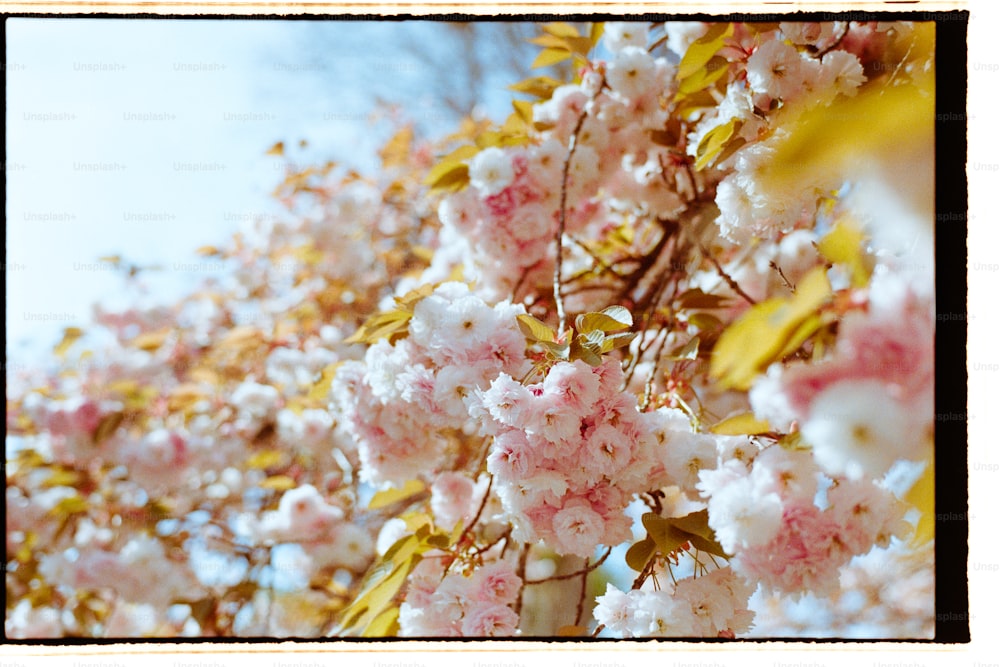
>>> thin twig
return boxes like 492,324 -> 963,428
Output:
700,242 -> 757,305
815,21 -> 850,59
769,260 -> 795,292
514,544 -> 531,616
523,547 -> 612,584
452,473 -> 493,563
554,107 -> 592,336
574,557 -> 590,626
641,327 -> 671,411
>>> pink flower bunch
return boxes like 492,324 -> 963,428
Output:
593,567 -> 754,638
699,444 -> 910,598
331,282 -> 530,485
750,273 -> 934,480
398,558 -> 522,637
475,359 -> 654,557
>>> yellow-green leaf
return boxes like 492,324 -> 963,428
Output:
516,314 -> 556,343
54,327 -> 84,358
92,411 -> 124,445
757,78 -> 934,221
529,34 -> 572,49
589,22 -> 604,48
361,606 -> 400,637
379,125 -> 413,169
131,329 -> 171,352
48,495 -> 88,517
245,450 -> 289,470
344,310 -> 411,346
694,118 -> 741,171
676,55 -> 730,96
368,479 -> 426,510
817,218 -> 871,288
666,336 -> 700,362
307,362 -> 342,406
512,99 -> 534,125
677,23 -> 733,79
710,412 -> 772,436
532,47 -> 573,69
261,475 -> 297,491
423,144 -> 479,190
42,468 -> 81,488
625,536 -> 656,572
600,331 -> 636,353
642,513 -> 690,555
576,312 -> 626,335
337,556 -> 419,635
710,267 -> 831,390
543,22 -> 580,39
905,458 -> 934,546
569,336 -> 602,367
509,75 -> 563,100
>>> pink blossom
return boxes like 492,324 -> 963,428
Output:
733,500 -> 851,598
551,501 -> 606,557
461,602 -> 520,637
469,560 -> 523,606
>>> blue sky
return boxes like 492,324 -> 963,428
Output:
6,18 -> 523,362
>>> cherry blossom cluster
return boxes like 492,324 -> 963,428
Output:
398,557 -> 523,637
594,567 -> 755,638
6,18 -> 937,639
750,273 -> 934,481
331,282 -> 530,486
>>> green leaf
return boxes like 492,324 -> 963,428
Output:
508,75 -> 563,100
676,55 -> 730,96
710,267 -> 831,390
260,475 -> 297,491
817,218 -> 871,287
54,327 -> 84,358
382,534 -> 420,565
543,22 -> 580,38
600,331 -> 636,353
905,457 -> 934,546
516,314 -> 556,343
642,513 -> 690,555
666,336 -> 700,361
336,555 -> 420,635
245,450 -> 289,470
676,288 -> 730,310
686,533 -> 729,559
361,606 -> 400,637
710,412 -> 771,436
694,118 -> 741,171
540,341 -> 570,360
92,411 -> 124,445
423,144 -> 479,192
625,536 -> 656,572
532,47 -> 573,69
48,495 -> 88,518
687,312 -> 723,332
677,23 -> 734,79
667,509 -> 715,541
368,479 -> 426,510
512,100 -> 534,125
425,533 -> 451,550
575,307 -> 632,334
569,336 -> 603,367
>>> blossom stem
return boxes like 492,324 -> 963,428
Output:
554,107 -> 591,336
700,242 -> 757,305
523,546 -> 612,584
574,557 -> 590,626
